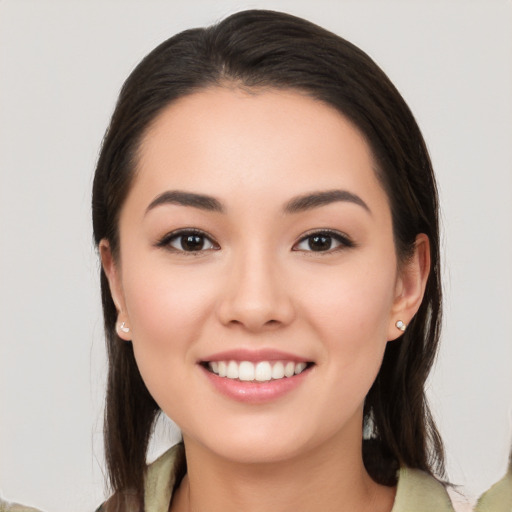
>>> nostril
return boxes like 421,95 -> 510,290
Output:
216,282 -> 295,331
227,318 -> 281,330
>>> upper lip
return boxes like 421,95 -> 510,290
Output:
199,348 -> 312,363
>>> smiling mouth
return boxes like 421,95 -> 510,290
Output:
201,360 -> 314,382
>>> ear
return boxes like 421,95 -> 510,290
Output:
99,239 -> 131,341
388,233 -> 431,341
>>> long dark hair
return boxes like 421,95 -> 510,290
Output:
92,8 -> 444,502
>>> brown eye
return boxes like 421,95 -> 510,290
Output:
293,230 -> 353,252
162,230 -> 217,252
180,233 -> 207,251
307,234 -> 333,251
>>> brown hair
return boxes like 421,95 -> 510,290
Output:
92,8 -> 444,503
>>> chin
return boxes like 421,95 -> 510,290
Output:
183,415 -> 343,466
204,436 -> 309,465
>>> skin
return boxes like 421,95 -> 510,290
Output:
101,87 -> 430,512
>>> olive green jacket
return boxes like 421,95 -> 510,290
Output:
474,465 -> 512,512
98,443 -> 455,512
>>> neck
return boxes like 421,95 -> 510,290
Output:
171,427 -> 395,512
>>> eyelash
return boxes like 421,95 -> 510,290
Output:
156,229 -> 219,253
292,229 -> 355,253
156,228 -> 354,254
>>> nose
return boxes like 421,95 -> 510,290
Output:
216,248 -> 296,332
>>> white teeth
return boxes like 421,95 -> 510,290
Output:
284,361 -> 295,378
208,360 -> 308,381
227,361 -> 239,379
271,361 -> 285,379
255,361 -> 272,382
218,361 -> 227,377
238,361 -> 255,381
295,362 -> 307,374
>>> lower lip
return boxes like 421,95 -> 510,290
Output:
200,365 -> 311,404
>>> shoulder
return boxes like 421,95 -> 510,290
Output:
96,443 -> 185,512
392,468 -> 455,512
0,496 -> 43,512
475,465 -> 512,512
95,490 -> 139,512
144,443 -> 186,511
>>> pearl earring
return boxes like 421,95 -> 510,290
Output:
395,320 -> 406,332
119,322 -> 130,333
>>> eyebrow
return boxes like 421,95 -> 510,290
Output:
146,190 -> 224,214
283,190 -> 371,215
145,188 -> 370,216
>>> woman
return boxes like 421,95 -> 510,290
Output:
93,9 -> 453,511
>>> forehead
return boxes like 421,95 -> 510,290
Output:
130,87 -> 388,213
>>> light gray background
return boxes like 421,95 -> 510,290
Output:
1,1 -> 511,511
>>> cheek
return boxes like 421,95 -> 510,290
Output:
296,260 -> 397,393
298,259 -> 397,340
124,255 -> 217,330
120,259 -> 218,389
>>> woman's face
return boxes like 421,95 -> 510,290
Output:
102,88 -> 427,464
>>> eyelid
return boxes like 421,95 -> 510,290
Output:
292,229 -> 355,252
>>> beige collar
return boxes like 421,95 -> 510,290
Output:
144,444 -> 454,512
